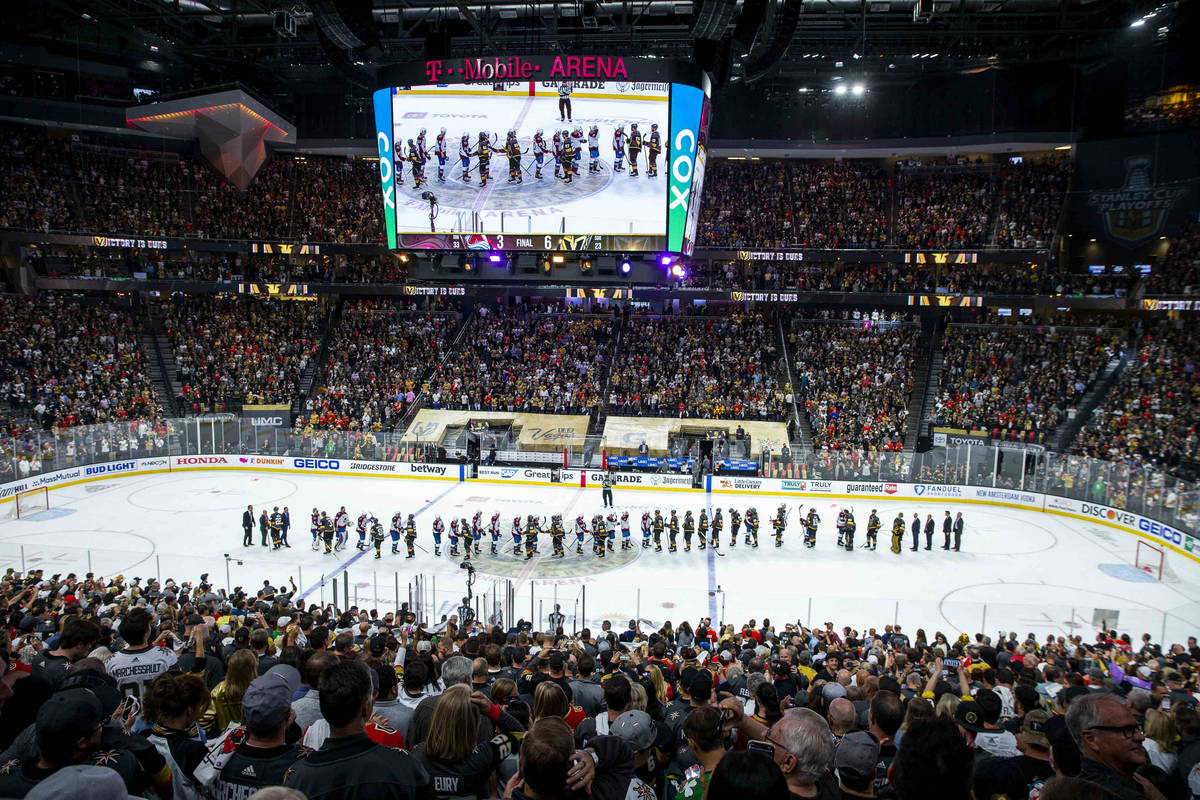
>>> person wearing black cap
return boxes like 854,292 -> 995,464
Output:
195,664 -> 307,798
836,729 -> 881,798
0,688 -> 106,797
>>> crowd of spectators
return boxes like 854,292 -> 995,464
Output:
70,148 -> 193,238
994,159 -> 1072,249
934,325 -> 1123,442
1072,325 -> 1199,476
696,161 -> 794,248
1146,221 -> 1200,296
160,298 -> 325,409
790,320 -> 921,452
607,313 -> 788,420
0,566 -> 1197,799
427,311 -> 613,416
0,126 -> 74,233
787,162 -> 891,249
684,260 -> 1053,295
0,294 -> 160,432
894,170 -> 996,249
298,302 -> 461,432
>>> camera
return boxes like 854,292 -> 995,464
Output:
420,191 -> 437,202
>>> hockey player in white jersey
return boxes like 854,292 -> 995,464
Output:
334,507 -> 350,551
574,514 -> 588,555
390,511 -> 405,555
532,129 -> 550,180
571,127 -> 585,170
587,125 -> 601,173
511,515 -> 523,556
356,512 -> 369,551
434,128 -> 448,182
612,126 -> 626,172
459,133 -> 472,182
552,130 -> 564,179
620,510 -> 633,551
416,127 -> 429,163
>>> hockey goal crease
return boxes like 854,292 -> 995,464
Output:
8,486 -> 49,519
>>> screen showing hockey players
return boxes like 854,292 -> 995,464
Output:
376,81 -> 680,248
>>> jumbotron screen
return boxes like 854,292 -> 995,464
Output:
373,57 -> 710,254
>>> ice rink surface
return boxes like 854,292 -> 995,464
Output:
391,90 -> 668,236
4,470 -> 1199,644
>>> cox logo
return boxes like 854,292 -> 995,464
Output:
293,459 -> 340,470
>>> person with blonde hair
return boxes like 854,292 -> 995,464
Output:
202,649 -> 258,735
413,684 -> 525,799
645,663 -> 669,706
1142,707 -> 1179,772
628,681 -> 648,712
935,693 -> 961,721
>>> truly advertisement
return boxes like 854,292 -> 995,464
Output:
372,88 -> 398,250
667,83 -> 703,253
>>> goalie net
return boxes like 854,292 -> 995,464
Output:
1136,539 -> 1165,581
8,487 -> 49,519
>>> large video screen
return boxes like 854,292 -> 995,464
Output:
373,78 -> 709,253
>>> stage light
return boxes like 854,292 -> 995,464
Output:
398,253 -> 409,263
660,255 -> 673,266
551,254 -> 565,264
834,84 -> 848,95
488,253 -> 502,263
541,257 -> 552,273
619,259 -> 632,275
671,264 -> 685,278
851,83 -> 865,95
581,257 -> 594,274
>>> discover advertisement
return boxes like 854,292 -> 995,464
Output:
1044,496 -> 1198,559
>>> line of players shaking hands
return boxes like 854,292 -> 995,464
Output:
399,123 -> 664,189
306,506 -> 961,563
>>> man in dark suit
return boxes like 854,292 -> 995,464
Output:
242,505 -> 254,547
942,511 -> 953,550
953,512 -> 964,551
910,513 -> 920,552
281,507 -> 291,547
923,514 -> 935,550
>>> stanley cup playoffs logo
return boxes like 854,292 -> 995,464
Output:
1088,155 -> 1188,245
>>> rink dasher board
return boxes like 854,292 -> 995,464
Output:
2,458 -> 1195,567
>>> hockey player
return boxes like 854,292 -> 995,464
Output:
406,139 -> 425,188
628,123 -> 642,177
321,512 -> 335,554
804,508 -> 821,549
512,515 -> 524,556
575,514 -> 588,555
386,513 -> 401,555
417,127 -> 429,162
550,514 -> 566,558
488,511 -> 501,555
449,518 -> 461,556
620,510 -> 632,551
474,132 -> 497,187
653,509 -> 664,552
356,512 -> 370,551
405,514 -> 418,559
641,510 -> 652,549
591,515 -> 607,559
561,131 -> 577,183
866,510 -> 881,551
269,507 -> 283,550
310,507 -> 321,551
587,125 -> 601,173
891,513 -> 905,554
532,129 -> 550,180
712,508 -> 723,549
459,133 -> 473,182
682,510 -> 694,552
605,511 -> 618,552
434,128 -> 448,182
772,505 -> 787,548
552,130 -> 564,179
558,81 -> 572,121
647,123 -> 662,178
697,510 -> 709,551
472,510 -> 484,555
729,508 -> 741,548
505,131 -> 526,183
612,125 -> 626,172
372,517 -> 386,560
334,507 -> 349,551
524,514 -> 541,560
668,510 -> 680,553
460,517 -> 472,560
843,510 -> 856,551
431,515 -> 444,556
836,508 -> 848,548
745,507 -> 760,547
571,127 -> 585,170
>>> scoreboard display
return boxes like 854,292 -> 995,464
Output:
374,56 -> 710,254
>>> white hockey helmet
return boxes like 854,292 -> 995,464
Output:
536,128 -> 543,136
419,127 -> 426,135
439,127 -> 446,135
